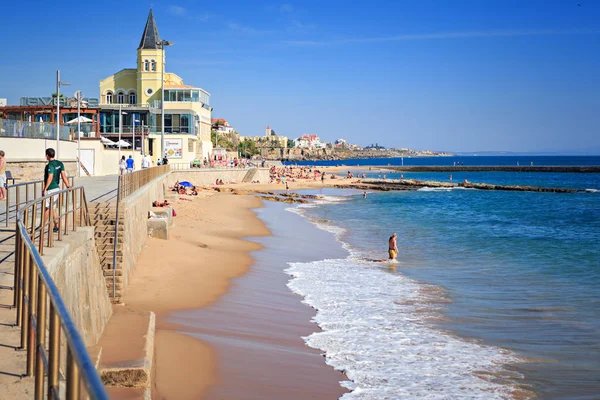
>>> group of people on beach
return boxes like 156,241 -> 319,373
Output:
119,154 -> 154,175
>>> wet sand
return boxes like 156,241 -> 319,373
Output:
121,191 -> 347,399
169,200 -> 350,399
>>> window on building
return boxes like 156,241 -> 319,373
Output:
151,60 -> 156,71
181,114 -> 190,133
117,92 -> 124,104
183,90 -> 191,102
144,60 -> 149,71
176,90 -> 184,102
192,90 -> 199,102
129,92 -> 136,105
106,92 -> 113,104
169,90 -> 176,102
164,114 -> 172,133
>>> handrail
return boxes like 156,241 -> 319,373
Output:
3,176 -> 75,228
13,186 -> 109,399
118,164 -> 170,200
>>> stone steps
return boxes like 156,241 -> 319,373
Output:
91,201 -> 126,304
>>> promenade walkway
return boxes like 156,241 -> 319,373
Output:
0,175 -> 118,398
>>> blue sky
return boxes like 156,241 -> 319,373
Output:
1,0 -> 599,152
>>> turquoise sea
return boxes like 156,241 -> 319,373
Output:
284,157 -> 600,399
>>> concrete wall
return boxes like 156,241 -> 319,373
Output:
0,137 -> 78,162
168,168 -> 270,186
120,175 -> 168,292
80,140 -> 145,177
42,226 -> 112,346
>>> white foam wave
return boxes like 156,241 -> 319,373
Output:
585,188 -> 599,193
286,258 -> 524,399
418,186 -> 474,192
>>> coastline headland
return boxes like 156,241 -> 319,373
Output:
383,165 -> 600,173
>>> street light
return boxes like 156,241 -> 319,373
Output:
119,107 -> 127,168
74,90 -> 87,177
157,39 -> 173,162
132,116 -> 140,157
55,69 -> 70,157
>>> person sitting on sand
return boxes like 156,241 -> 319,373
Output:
152,200 -> 170,207
389,233 -> 398,261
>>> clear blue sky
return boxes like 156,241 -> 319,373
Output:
1,0 -> 599,152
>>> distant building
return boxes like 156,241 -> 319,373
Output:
295,134 -> 324,149
212,118 -> 236,135
239,125 -> 288,148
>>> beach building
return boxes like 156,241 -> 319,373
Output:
212,118 -> 236,135
99,8 -> 212,164
294,134 -> 324,149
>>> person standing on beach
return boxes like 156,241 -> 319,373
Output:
42,148 -> 71,233
0,150 -> 6,201
321,172 -> 325,184
388,233 -> 398,261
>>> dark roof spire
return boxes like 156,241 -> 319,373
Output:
138,8 -> 161,50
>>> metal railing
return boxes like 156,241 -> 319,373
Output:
0,118 -> 71,141
118,164 -> 170,200
3,177 -> 75,228
13,185 -> 109,399
107,165 -> 171,300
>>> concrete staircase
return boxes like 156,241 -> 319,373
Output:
242,167 -> 258,183
91,202 -> 125,304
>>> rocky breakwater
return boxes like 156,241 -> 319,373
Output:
337,179 -> 585,193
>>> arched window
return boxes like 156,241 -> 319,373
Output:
144,60 -> 149,71
117,92 -> 124,104
129,92 -> 136,105
106,92 -> 113,104
151,60 -> 156,71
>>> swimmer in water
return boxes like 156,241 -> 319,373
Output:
388,233 -> 398,261
363,191 -> 367,198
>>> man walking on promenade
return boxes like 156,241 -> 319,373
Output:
388,233 -> 398,261
0,150 -> 6,201
42,148 -> 70,233
126,155 -> 135,173
141,154 -> 151,169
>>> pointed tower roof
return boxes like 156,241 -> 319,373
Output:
138,8 -> 161,50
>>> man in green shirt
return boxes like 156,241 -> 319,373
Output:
43,148 -> 71,233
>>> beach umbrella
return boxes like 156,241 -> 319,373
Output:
66,116 -> 93,124
100,136 -> 116,145
115,140 -> 131,148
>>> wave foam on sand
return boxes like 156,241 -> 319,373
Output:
285,200 -> 528,399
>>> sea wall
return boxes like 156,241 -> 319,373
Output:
168,168 -> 270,186
41,226 -> 112,346
120,174 -> 168,293
386,166 -> 600,173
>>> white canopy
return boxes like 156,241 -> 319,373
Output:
66,116 -> 93,124
115,140 -> 131,148
100,136 -> 116,145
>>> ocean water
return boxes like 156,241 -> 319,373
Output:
285,155 -> 600,167
285,171 -> 600,398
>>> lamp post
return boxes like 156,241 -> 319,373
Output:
119,107 -> 127,169
157,39 -> 173,162
132,116 -> 140,157
55,70 -> 70,157
74,90 -> 83,177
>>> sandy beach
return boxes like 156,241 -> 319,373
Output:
119,189 -> 347,399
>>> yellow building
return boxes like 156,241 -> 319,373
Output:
98,8 -> 212,165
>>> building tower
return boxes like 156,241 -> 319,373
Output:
137,8 -> 164,105
266,125 -> 271,137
